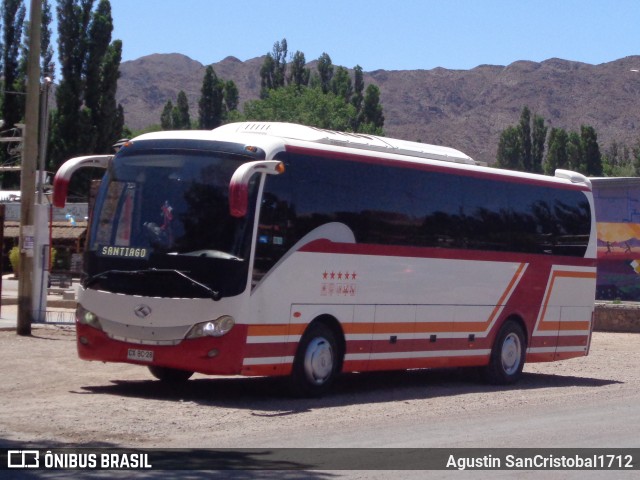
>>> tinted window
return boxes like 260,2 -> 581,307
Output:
254,152 -> 591,279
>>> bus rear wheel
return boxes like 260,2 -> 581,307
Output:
148,365 -> 194,383
290,323 -> 340,397
484,320 -> 526,385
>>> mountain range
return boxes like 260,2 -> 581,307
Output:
117,53 -> 640,165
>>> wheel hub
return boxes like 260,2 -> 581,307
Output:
501,332 -> 522,375
304,337 -> 334,385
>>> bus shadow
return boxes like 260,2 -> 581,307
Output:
77,368 -> 621,412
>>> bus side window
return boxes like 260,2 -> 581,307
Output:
253,172 -> 293,286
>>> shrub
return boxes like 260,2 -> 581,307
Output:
8,246 -> 58,277
9,246 -> 20,275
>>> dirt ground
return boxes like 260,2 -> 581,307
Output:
1,326 -> 639,449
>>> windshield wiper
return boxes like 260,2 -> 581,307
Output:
84,268 -> 221,301
168,269 -> 221,301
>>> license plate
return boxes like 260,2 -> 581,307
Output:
127,348 -> 154,362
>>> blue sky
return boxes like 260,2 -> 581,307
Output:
99,0 -> 640,71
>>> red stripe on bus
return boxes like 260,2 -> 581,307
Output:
298,239 -> 597,265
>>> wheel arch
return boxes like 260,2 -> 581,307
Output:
496,313 -> 529,348
304,314 -> 346,373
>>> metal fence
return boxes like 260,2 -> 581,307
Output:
41,310 -> 76,324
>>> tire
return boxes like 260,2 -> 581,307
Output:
289,323 -> 341,397
484,320 -> 526,385
148,365 -> 194,383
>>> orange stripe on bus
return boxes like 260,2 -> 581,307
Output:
241,363 -> 292,377
485,262 -> 527,325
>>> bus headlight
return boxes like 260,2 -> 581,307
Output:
186,316 -> 235,339
76,306 -> 103,330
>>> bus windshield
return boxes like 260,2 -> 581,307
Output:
86,147 -> 259,298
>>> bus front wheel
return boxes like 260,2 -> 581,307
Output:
148,365 -> 194,383
484,320 -> 526,385
290,323 -> 340,397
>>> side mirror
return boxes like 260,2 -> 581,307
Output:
229,160 -> 285,217
52,155 -> 112,207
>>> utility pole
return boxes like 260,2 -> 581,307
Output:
17,0 -> 42,336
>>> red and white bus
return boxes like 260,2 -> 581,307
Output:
53,122 -> 597,395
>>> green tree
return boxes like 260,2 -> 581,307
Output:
287,50 -> 310,88
1,0 -> 26,135
49,0 -> 94,170
518,107 -> 532,172
497,106 -> 543,173
172,90 -> 191,130
360,84 -> 384,134
16,0 -> 54,94
331,66 -> 353,102
531,114 -> 547,173
259,38 -> 287,97
580,125 -> 603,176
316,52 -> 333,94
566,131 -> 582,172
49,0 -> 124,174
259,54 -> 275,98
243,85 -> 357,131
271,38 -> 287,88
496,126 -> 522,170
247,41 -> 384,135
603,141 -> 636,177
41,0 -> 55,79
544,127 -> 568,175
94,39 -> 123,152
84,0 -> 113,123
224,80 -> 239,112
351,65 -> 365,130
160,100 -> 173,130
198,66 -> 225,129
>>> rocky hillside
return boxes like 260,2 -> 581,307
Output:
117,53 -> 640,165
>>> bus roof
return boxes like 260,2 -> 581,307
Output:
132,122 -> 591,190
212,122 -> 478,166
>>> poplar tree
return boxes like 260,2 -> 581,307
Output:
351,65 -> 364,128
198,66 -> 224,129
247,40 -> 384,135
49,0 -> 92,163
360,84 -> 384,134
497,106 -> 548,173
49,0 -> 124,172
160,100 -> 173,130
316,52 -> 333,94
331,66 -> 353,102
224,80 -> 239,112
580,125 -> 603,176
94,39 -> 123,151
567,131 -> 582,172
1,0 -> 26,136
41,0 -> 54,79
519,106 -> 532,172
259,38 -> 287,97
544,128 -> 568,175
172,90 -> 191,130
496,126 -> 522,170
288,50 -> 310,88
531,115 -> 547,173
